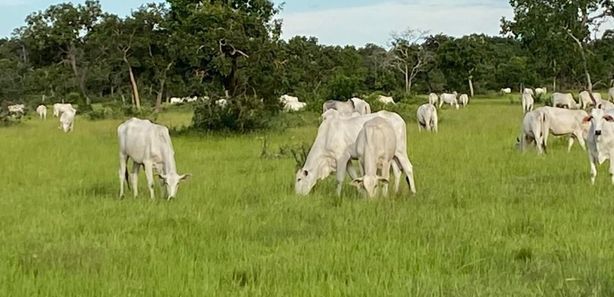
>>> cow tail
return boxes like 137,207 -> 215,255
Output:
125,167 -> 131,191
541,112 -> 548,154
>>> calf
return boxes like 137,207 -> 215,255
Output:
522,92 -> 534,113
416,103 -> 438,133
584,108 -> 614,185
36,105 -> 47,119
439,92 -> 459,109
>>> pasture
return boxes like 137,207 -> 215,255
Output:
1,98 -> 614,296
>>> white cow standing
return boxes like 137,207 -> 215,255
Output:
501,88 -> 512,94
416,103 -> 438,133
377,95 -> 396,105
540,106 -> 589,152
517,109 -> 547,154
349,97 -> 371,115
36,105 -> 47,119
59,107 -> 76,133
118,118 -> 191,199
524,88 -> 535,96
579,91 -> 603,109
585,108 -> 614,185
439,92 -> 459,109
8,104 -> 25,115
428,93 -> 438,106
169,97 -> 184,104
552,92 -> 579,109
295,110 -> 415,196
459,94 -> 469,107
53,103 -> 74,117
522,92 -> 534,113
535,88 -> 547,96
351,118 -> 397,197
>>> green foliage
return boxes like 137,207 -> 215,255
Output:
325,74 -> 361,101
192,96 -> 273,132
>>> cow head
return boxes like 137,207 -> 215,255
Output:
351,176 -> 388,198
295,169 -> 317,196
160,173 -> 191,199
583,108 -> 614,138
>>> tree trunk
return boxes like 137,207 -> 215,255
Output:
553,76 -> 557,92
404,64 -> 409,94
124,55 -> 140,110
566,31 -> 592,91
68,44 -> 90,105
155,78 -> 166,112
468,77 -> 474,97
586,70 -> 593,92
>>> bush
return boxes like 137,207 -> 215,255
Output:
192,96 -> 277,132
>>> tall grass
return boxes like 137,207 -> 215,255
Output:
1,100 -> 613,296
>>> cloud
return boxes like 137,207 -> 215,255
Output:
279,1 -> 514,46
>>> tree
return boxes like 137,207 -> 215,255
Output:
502,0 -> 614,91
388,29 -> 432,94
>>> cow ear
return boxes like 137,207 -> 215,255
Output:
604,115 -> 614,122
351,178 -> 363,188
378,177 -> 389,184
159,173 -> 168,180
583,116 -> 593,123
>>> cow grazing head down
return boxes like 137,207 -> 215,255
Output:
351,176 -> 389,198
295,169 -> 317,196
159,173 -> 191,199
584,108 -> 614,137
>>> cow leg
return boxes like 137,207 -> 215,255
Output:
336,154 -> 350,196
567,137 -> 575,152
391,161 -> 401,194
144,161 -> 156,199
396,154 -> 416,194
576,133 -> 587,151
118,154 -> 128,198
131,163 -> 140,198
381,161 -> 391,197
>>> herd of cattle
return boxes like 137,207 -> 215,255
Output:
6,102 -> 77,132
518,87 -> 614,184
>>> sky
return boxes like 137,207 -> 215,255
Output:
0,0 -> 515,46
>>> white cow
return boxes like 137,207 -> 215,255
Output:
351,118 -> 397,197
117,118 -> 191,199
8,104 -> 25,115
524,88 -> 535,96
322,99 -> 355,114
284,101 -> 307,112
439,92 -> 459,109
295,110 -> 415,196
597,99 -> 614,110
279,94 -> 299,105
377,95 -> 396,105
585,108 -> 614,185
552,92 -> 579,109
185,96 -> 198,103
501,88 -> 512,94
517,109 -> 547,154
522,92 -> 534,113
535,88 -> 547,96
459,94 -> 469,107
59,107 -> 76,133
53,103 -> 74,117
416,103 -> 438,133
349,97 -> 371,115
36,105 -> 47,119
169,97 -> 184,104
609,87 -> 614,101
428,93 -> 438,105
540,106 -> 589,152
579,91 -> 603,108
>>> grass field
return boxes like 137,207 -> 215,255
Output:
1,99 -> 614,296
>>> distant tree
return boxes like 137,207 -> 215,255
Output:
388,29 -> 433,94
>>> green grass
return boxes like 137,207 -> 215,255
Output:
1,100 -> 614,296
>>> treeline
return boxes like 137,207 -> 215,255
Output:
0,0 -> 612,110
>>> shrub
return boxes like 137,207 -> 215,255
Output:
192,96 -> 277,132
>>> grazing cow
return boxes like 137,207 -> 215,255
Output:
117,118 -> 191,199
535,88 -> 547,96
517,109 -> 547,154
351,118 -> 397,197
169,97 -> 184,104
417,103 -> 438,133
53,103 -> 74,117
295,110 -> 415,196
59,107 -> 76,133
522,92 -> 534,113
609,87 -> 614,101
584,108 -> 614,185
524,88 -> 534,96
540,106 -> 589,152
459,94 -> 469,107
552,92 -> 579,109
579,91 -> 603,108
36,105 -> 47,119
284,101 -> 307,112
8,104 -> 25,115
323,99 -> 355,114
428,93 -> 438,105
377,95 -> 396,105
349,97 -> 371,115
279,95 -> 299,105
501,88 -> 512,94
439,92 -> 459,109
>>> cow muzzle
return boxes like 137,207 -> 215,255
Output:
595,130 -> 602,136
